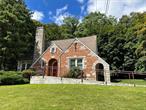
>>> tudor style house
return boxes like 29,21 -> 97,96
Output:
21,27 -> 110,83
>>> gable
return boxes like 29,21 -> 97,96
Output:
31,43 -> 62,67
62,39 -> 109,66
31,36 -> 102,67
63,39 -> 97,57
42,44 -> 62,62
48,35 -> 97,54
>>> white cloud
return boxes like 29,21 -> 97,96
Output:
51,5 -> 73,25
48,11 -> 52,15
137,6 -> 146,13
77,0 -> 84,4
87,0 -> 146,18
81,5 -> 85,14
31,10 -> 44,21
87,0 -> 105,14
53,12 -> 72,25
56,5 -> 68,16
79,16 -> 83,23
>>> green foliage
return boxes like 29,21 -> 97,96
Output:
0,71 -> 29,85
22,69 -> 36,80
61,17 -> 79,38
44,23 -> 62,42
135,56 -> 146,72
0,0 -> 36,70
0,0 -> 145,73
64,67 -> 82,78
76,12 -> 116,37
43,12 -> 145,72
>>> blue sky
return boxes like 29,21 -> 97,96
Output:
25,0 -> 146,24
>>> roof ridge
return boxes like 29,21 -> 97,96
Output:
52,38 -> 74,42
51,35 -> 96,42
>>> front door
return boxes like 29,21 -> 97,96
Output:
48,59 -> 58,76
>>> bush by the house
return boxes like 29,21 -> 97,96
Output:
22,69 -> 36,80
0,71 -> 29,85
64,67 -> 84,78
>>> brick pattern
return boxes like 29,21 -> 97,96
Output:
60,41 -> 98,79
42,45 -> 62,76
33,40 -> 103,80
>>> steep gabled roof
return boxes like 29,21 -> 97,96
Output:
31,35 -> 109,68
51,35 -> 97,53
52,38 -> 74,51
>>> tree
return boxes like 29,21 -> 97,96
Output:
76,12 -> 116,37
0,0 -> 35,70
112,12 -> 146,71
60,17 -> 79,38
44,23 -> 62,43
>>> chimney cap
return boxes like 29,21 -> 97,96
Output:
37,26 -> 44,30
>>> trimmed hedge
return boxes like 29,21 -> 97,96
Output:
0,70 -> 36,85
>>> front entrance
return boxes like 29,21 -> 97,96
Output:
48,59 -> 58,76
95,63 -> 104,81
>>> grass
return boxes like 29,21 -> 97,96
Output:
117,79 -> 146,85
0,84 -> 146,110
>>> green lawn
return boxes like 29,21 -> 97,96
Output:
0,84 -> 146,110
118,79 -> 146,85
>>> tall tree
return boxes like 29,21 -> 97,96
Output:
0,0 -> 35,70
44,23 -> 62,41
76,12 -> 116,37
60,17 -> 79,38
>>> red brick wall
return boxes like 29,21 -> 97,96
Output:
60,41 -> 98,79
42,46 -> 62,76
33,41 -> 99,79
43,47 -> 62,62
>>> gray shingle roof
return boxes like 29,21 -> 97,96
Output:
51,35 -> 97,54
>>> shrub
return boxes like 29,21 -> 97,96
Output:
64,67 -> 83,78
0,71 -> 29,85
0,71 -> 4,75
22,69 -> 36,80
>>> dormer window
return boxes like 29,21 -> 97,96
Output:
50,47 -> 56,54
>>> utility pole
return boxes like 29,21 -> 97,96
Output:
96,0 -> 97,12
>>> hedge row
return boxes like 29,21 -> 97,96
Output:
0,69 -> 36,85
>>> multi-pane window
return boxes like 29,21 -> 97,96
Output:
69,58 -> 83,69
70,59 -> 76,68
77,59 -> 83,69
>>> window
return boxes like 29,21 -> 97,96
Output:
22,64 -> 25,70
27,64 -> 31,69
70,59 -> 76,68
69,58 -> 83,69
50,47 -> 56,54
77,59 -> 83,69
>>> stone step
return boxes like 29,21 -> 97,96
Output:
30,76 -> 105,84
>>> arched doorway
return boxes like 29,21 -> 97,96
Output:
48,59 -> 58,76
95,63 -> 104,81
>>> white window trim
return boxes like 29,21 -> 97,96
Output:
50,47 -> 56,54
69,58 -> 84,70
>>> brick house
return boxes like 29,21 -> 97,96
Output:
30,27 -> 110,83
